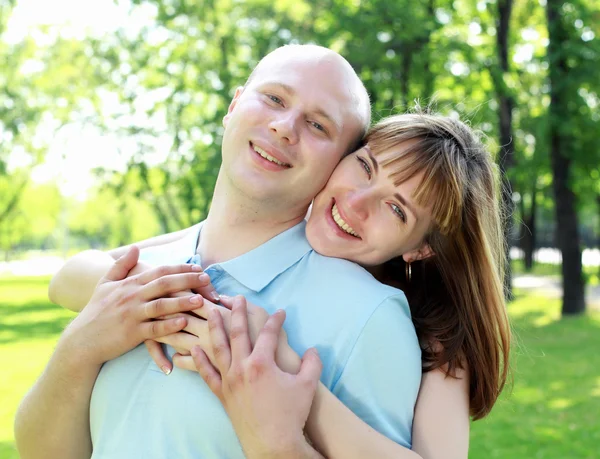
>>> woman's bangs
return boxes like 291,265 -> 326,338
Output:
373,138 -> 463,235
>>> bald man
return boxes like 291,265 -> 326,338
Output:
15,45 -> 420,459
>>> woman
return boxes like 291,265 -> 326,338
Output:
49,109 -> 510,458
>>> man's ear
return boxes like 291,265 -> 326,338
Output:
402,243 -> 435,264
222,86 -> 245,128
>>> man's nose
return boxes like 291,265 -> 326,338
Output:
269,112 -> 300,145
346,188 -> 371,221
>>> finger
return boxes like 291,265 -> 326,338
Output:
145,340 -> 172,375
191,279 -> 220,303
142,294 -> 203,320
173,353 -> 196,371
253,309 -> 286,359
141,272 -> 213,300
229,296 -> 252,362
187,297 -> 220,321
192,346 -> 223,400
155,332 -> 204,353
141,316 -> 187,340
103,246 -> 140,282
298,347 -> 323,387
207,309 -> 232,372
218,295 -> 234,310
137,263 -> 203,285
181,314 -> 210,335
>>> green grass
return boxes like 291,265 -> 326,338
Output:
0,277 -> 75,459
1,277 -> 599,458
470,290 -> 600,458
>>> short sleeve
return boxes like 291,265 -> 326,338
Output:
331,294 -> 422,448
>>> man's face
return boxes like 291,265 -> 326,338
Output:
220,54 -> 364,214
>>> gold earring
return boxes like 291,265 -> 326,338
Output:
405,261 -> 412,283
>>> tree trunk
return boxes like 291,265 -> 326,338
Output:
546,0 -> 586,315
495,0 -> 515,299
523,187 -> 537,271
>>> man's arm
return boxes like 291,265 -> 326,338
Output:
15,248 -> 206,459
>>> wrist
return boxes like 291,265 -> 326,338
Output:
246,433 -> 318,459
59,321 -> 105,370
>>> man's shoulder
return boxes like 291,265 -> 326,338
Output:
296,250 -> 407,306
138,222 -> 202,265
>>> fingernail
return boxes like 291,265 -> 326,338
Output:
210,290 -> 220,302
220,294 -> 231,301
199,273 -> 210,282
311,347 -> 319,357
191,265 -> 203,272
162,366 -> 172,375
189,295 -> 202,304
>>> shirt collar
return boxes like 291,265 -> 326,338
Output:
191,221 -> 312,293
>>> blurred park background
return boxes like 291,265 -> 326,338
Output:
0,0 -> 599,458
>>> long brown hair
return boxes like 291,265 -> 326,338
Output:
366,109 -> 511,420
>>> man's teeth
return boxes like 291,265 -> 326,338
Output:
332,204 -> 359,237
253,145 -> 288,166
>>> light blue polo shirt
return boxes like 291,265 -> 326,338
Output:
90,221 -> 421,458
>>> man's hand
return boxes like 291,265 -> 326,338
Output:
61,246 -> 210,369
190,296 -> 323,459
158,296 -> 301,374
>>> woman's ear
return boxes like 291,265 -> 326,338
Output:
222,86 -> 245,127
402,243 -> 435,264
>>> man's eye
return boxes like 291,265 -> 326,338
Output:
390,203 -> 407,223
357,156 -> 372,178
310,121 -> 325,132
267,95 -> 283,105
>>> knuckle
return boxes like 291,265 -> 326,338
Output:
212,342 -> 228,359
227,365 -> 245,387
157,266 -> 170,277
156,276 -> 170,290
229,325 -> 245,342
148,321 -> 160,337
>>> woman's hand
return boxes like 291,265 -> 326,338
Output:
158,296 -> 301,374
190,297 -> 324,459
130,262 -> 220,375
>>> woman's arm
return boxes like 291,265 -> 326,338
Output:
306,366 -> 470,459
170,299 -> 470,459
48,227 -> 195,311
107,226 -> 194,259
411,367 -> 470,459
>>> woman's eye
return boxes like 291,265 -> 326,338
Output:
390,203 -> 407,223
357,157 -> 371,178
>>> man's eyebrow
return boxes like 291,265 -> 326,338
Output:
267,82 -> 296,95
313,108 -> 341,134
394,192 -> 418,223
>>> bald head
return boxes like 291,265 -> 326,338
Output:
245,44 -> 371,138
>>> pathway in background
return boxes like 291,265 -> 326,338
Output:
514,274 -> 600,310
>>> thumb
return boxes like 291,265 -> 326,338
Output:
103,246 -> 140,282
298,347 -> 322,387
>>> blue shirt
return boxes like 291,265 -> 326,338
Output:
90,221 -> 421,458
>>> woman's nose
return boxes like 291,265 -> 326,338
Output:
346,189 -> 371,221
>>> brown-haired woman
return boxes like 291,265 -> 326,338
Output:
180,109 -> 512,458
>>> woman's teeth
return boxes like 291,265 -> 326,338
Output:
332,204 -> 359,237
253,145 -> 289,167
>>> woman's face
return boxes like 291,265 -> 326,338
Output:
306,142 -> 434,266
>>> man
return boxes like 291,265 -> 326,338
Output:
15,45 -> 421,458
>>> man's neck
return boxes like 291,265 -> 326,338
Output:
198,178 -> 307,267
